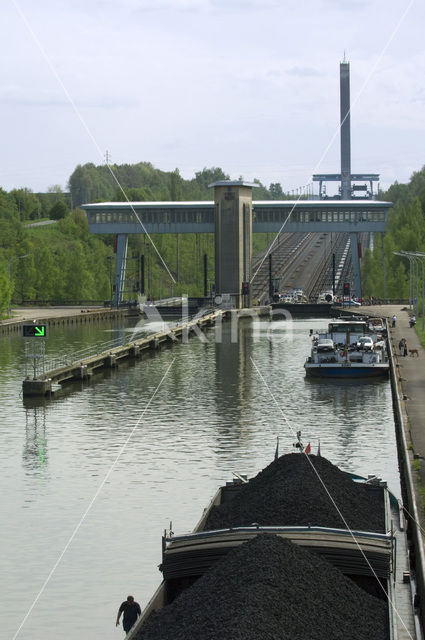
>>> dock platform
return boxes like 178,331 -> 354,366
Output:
21,307 -> 271,397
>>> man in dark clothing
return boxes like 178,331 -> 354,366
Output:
116,595 -> 141,634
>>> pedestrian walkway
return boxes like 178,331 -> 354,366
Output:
0,305 -> 103,325
386,306 -> 425,478
373,307 -> 424,438
0,306 -> 120,336
362,304 -> 425,505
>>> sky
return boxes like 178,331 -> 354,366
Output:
1,0 -> 424,196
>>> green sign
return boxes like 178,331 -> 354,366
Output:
22,324 -> 48,338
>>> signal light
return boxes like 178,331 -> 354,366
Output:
22,324 -> 48,338
241,281 -> 249,295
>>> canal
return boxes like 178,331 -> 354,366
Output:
1,313 -> 400,640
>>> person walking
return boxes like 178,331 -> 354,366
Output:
399,338 -> 405,356
116,595 -> 141,635
392,314 -> 397,328
403,338 -> 408,356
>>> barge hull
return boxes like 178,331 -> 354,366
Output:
304,364 -> 389,378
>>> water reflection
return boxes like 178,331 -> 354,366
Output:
23,405 -> 48,472
215,319 -> 253,421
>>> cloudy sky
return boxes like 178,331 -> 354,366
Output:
1,0 -> 424,195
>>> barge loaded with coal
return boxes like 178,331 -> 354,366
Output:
127,446 -> 421,640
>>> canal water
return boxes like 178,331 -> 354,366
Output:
0,314 -> 400,640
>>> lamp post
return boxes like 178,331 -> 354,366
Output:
413,256 -> 420,318
408,255 -> 413,309
394,251 -> 414,307
406,253 -> 420,319
394,250 -> 425,331
412,252 -> 425,331
7,254 -> 28,316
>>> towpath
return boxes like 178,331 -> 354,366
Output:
361,304 -> 425,525
0,305 -> 103,324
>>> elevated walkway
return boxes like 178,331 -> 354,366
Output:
84,199 -> 390,235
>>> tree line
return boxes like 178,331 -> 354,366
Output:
362,166 -> 425,299
68,163 -> 289,207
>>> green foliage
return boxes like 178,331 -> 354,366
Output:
68,162 -> 290,207
253,233 -> 278,256
170,169 -> 184,201
0,219 -> 22,250
0,262 -> 12,315
49,200 -> 69,220
195,167 -> 229,188
9,188 -> 40,221
68,161 -> 174,206
114,186 -> 155,202
0,188 -> 19,220
362,166 -> 425,299
269,183 -> 285,199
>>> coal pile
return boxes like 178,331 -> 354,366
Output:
204,453 -> 385,533
134,534 -> 388,640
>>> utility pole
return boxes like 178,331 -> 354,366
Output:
203,254 -> 208,298
269,253 -> 273,301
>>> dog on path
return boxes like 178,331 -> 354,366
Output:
409,348 -> 419,357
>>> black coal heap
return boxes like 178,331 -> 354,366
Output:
204,453 -> 385,533
135,533 -> 388,640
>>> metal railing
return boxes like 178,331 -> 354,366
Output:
43,335 -> 129,372
42,314 -> 187,373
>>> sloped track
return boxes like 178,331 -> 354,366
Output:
252,233 -> 351,302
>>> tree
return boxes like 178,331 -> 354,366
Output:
195,167 -> 229,188
0,264 -> 12,315
49,200 -> 69,220
170,169 -> 184,201
33,246 -> 59,300
8,189 -> 39,221
47,184 -> 64,194
269,183 -> 284,199
12,242 -> 36,302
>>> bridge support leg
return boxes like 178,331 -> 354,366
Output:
349,232 -> 362,299
113,234 -> 128,306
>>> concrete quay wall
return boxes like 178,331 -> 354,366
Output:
0,306 -> 128,336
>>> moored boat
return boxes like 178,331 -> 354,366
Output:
127,448 -> 419,640
304,318 -> 390,378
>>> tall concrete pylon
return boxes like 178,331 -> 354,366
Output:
340,60 -> 351,200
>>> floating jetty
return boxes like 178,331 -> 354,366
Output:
22,307 -> 271,397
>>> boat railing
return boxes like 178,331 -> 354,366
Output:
162,524 -> 395,581
164,524 -> 393,544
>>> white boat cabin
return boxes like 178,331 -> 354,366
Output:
318,321 -> 379,346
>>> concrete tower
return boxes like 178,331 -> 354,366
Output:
210,181 -> 256,309
340,59 -> 351,200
